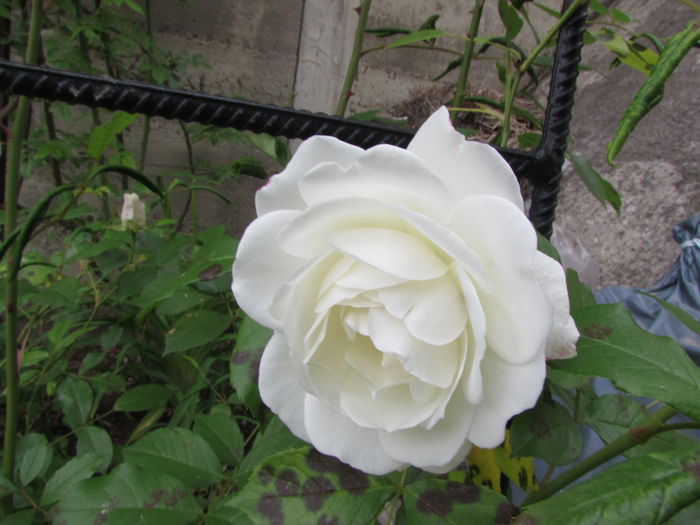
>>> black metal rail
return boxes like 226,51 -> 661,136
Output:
0,1 -> 587,237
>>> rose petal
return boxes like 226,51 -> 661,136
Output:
367,308 -> 459,388
232,209 -> 305,329
392,205 -> 492,293
258,332 -> 310,441
344,336 -> 413,395
256,136 -> 363,216
299,144 -> 451,219
407,107 -> 524,210
279,197 -> 405,258
328,228 -> 448,281
454,266 -> 487,405
467,351 -> 546,448
335,261 -> 407,290
532,251 -> 579,360
378,389 -> 475,471
402,274 -> 467,346
450,196 -> 552,364
304,395 -> 406,475
339,372 -> 441,432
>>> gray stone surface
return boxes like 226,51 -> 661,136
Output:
556,0 -> 699,287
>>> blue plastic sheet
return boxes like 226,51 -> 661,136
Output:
596,214 -> 700,364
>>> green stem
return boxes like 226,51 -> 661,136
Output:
335,0 -> 372,117
453,0 -> 485,112
498,0 -> 587,147
2,0 -> 42,516
138,0 -> 153,174
42,101 -> 63,186
678,0 -> 700,13
522,404 -> 678,507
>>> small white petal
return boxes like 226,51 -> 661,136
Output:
258,332 -> 310,441
467,351 -> 546,448
328,228 -> 448,281
379,389 -> 475,470
232,209 -> 305,329
256,136 -> 363,215
335,262 -> 407,290
304,395 -> 406,475
344,336 -> 413,395
407,107 -> 524,209
532,251 -> 579,360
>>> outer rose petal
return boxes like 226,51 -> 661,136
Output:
467,351 -> 546,448
258,331 -> 310,441
450,196 -> 552,365
407,107 -> 524,210
532,251 -> 579,359
231,209 -> 305,329
298,144 -> 451,220
378,388 -> 475,471
304,395 -> 406,475
256,136 -> 363,216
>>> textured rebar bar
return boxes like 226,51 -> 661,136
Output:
528,0 -> 588,237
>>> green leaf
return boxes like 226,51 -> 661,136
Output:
385,29 -> 448,49
498,0 -> 524,40
510,401 -> 583,465
193,413 -> 244,466
87,111 -> 139,160
517,447 -> 700,524
56,377 -> 94,430
403,479 -> 516,524
76,426 -> 113,474
16,433 -> 53,486
156,286 -> 209,316
569,153 -> 621,213
230,315 -> 272,415
582,394 -> 698,459
164,310 -> 230,355
566,268 -> 596,312
517,131 -> 541,149
235,416 -> 306,486
608,22 -> 700,163
231,157 -> 268,179
0,509 -> 36,525
124,0 -> 144,14
89,164 -> 163,197
551,303 -> 700,419
41,453 -> 102,505
223,447 -> 394,524
115,384 -> 173,412
122,427 -> 222,489
54,463 -> 201,525
537,233 -> 561,263
639,292 -> 700,337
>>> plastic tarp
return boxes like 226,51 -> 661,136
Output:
596,214 -> 700,364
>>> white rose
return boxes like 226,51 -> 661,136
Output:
120,193 -> 146,229
232,107 -> 578,475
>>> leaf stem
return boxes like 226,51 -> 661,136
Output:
335,0 -> 372,117
677,0 -> 700,13
521,403 -> 678,507
498,0 -> 587,147
2,0 -> 42,516
454,0 -> 485,112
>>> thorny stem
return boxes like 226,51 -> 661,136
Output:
453,0 -> 485,113
335,0 -> 372,117
522,404 -> 678,506
2,0 -> 42,516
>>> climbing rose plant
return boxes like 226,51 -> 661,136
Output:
232,107 -> 578,474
